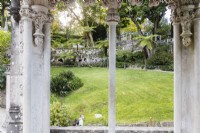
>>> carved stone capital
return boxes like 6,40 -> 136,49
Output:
102,0 -> 121,9
106,8 -> 120,23
165,0 -> 197,47
194,6 -> 200,20
32,5 -> 49,47
20,0 -> 31,6
84,0 -> 96,6
19,5 -> 32,20
48,0 -> 59,8
179,6 -> 195,47
102,0 -> 121,23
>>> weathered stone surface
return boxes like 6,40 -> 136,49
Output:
50,126 -> 174,133
0,90 -> 6,108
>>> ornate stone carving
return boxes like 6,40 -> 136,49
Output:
128,0 -> 142,6
48,0 -> 58,8
32,6 -> 49,47
7,106 -> 23,133
84,0 -> 96,6
148,0 -> 160,7
179,6 -> 195,47
102,0 -> 121,23
63,0 -> 76,6
20,0 -> 31,6
19,5 -> 32,19
194,7 -> 200,19
102,0 -> 121,9
165,0 -> 197,47
106,8 -> 120,22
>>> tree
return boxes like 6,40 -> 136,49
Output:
119,1 -> 167,36
134,34 -> 158,70
57,1 -> 107,48
0,0 -> 10,27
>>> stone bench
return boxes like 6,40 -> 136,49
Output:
50,126 -> 174,133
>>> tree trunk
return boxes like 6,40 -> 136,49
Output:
88,32 -> 94,48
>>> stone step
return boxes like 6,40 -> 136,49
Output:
50,126 -> 174,133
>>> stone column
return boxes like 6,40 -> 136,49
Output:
31,5 -> 50,133
103,1 -> 120,132
173,21 -> 182,133
43,14 -> 52,133
108,21 -> 117,133
20,4 -> 33,133
193,5 -> 200,133
6,0 -> 23,132
169,2 -> 199,133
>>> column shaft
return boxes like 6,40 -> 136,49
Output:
173,23 -> 182,133
108,22 -> 117,133
43,22 -> 51,133
193,13 -> 200,133
22,15 -> 32,133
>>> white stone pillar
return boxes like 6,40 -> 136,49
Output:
171,4 -> 196,133
6,71 -> 10,112
193,6 -> 200,133
173,22 -> 182,133
31,5 -> 49,133
43,17 -> 52,133
20,5 -> 33,133
103,1 -> 120,132
108,22 -> 117,133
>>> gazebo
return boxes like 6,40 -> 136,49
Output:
6,0 -> 200,133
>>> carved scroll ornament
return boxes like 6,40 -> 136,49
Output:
32,11 -> 48,47
20,5 -> 53,47
179,8 -> 195,47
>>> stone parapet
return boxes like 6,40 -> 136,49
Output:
50,126 -> 174,133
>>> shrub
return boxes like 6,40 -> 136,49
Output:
147,52 -> 173,66
131,51 -> 144,61
50,102 -> 73,126
0,66 -> 6,90
116,62 -> 129,68
51,71 -> 83,96
0,30 -> 10,65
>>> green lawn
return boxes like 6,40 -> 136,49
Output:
51,67 -> 174,125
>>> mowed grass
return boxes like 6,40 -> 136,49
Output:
51,67 -> 174,125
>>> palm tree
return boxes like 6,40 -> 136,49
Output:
134,34 -> 158,70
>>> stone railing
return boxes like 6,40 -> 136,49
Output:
50,126 -> 174,133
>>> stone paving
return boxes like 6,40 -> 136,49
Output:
0,107 -> 6,133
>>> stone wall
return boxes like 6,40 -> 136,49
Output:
50,126 -> 174,133
0,89 -> 6,108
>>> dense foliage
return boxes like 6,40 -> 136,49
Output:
0,30 -> 10,65
50,101 -> 73,126
51,71 -> 83,96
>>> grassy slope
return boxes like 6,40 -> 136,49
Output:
51,67 -> 173,125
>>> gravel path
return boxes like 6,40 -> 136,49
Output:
0,107 -> 6,133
